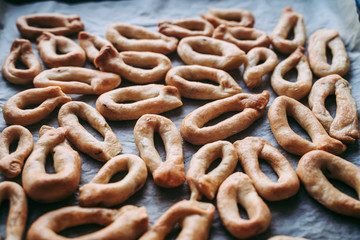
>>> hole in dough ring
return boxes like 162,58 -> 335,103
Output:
78,31 -> 112,63
200,7 -> 255,28
158,17 -> 214,38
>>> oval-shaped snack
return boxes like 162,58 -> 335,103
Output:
27,205 -> 148,240
180,91 -> 270,145
58,101 -> 122,162
37,31 -> 86,68
268,96 -> 346,156
165,65 -> 242,99
94,45 -> 171,84
308,74 -> 360,144
217,172 -> 271,239
96,84 -> 182,121
78,31 -> 112,63
158,17 -> 214,38
297,150 -> 360,218
2,86 -> 71,126
268,236 -> 309,240
177,36 -> 247,71
2,39 -> 42,85
79,154 -> 147,207
33,66 -> 121,95
234,137 -> 300,201
200,7 -> 255,28
271,46 -> 312,100
187,140 -> 238,200
308,29 -> 350,77
134,114 -> 185,188
106,22 -> 178,54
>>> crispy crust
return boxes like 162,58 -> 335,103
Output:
201,7 -> 255,28
158,17 -> 214,38
78,31 -> 112,63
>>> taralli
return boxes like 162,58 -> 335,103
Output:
177,36 -> 247,70
180,91 -> 270,145
96,84 -> 183,121
94,45 -> 171,84
308,74 -> 360,144
200,7 -> 255,28
217,172 -> 271,239
158,17 -> 214,38
268,236 -> 309,240
22,126 -> 81,203
0,125 -> 33,178
268,96 -> 346,156
139,200 -> 215,240
79,154 -> 147,207
234,137 -> 300,201
270,7 -> 306,54
297,150 -> 360,218
16,13 -> 84,39
2,86 -> 71,126
106,22 -> 178,54
78,31 -> 112,63
308,29 -> 350,77
271,46 -> 312,100
243,47 -> 278,89
27,205 -> 149,240
165,65 -> 242,99
2,39 -> 42,85
33,66 -> 121,95
58,101 -> 122,162
134,114 -> 185,188
37,31 -> 86,68
187,140 -> 238,200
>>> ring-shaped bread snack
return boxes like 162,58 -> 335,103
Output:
58,101 -> 122,162
16,13 -> 84,39
234,137 -> 300,201
268,96 -> 346,156
139,200 -> 215,240
2,39 -> 42,85
243,47 -> 278,89
33,66 -> 121,95
268,236 -> 309,240
180,91 -> 270,145
22,126 -> 81,203
94,45 -> 171,84
271,46 -> 312,100
2,86 -> 71,126
297,150 -> 360,218
79,154 -> 147,207
106,23 -> 178,54
0,125 -> 33,178
308,29 -> 350,77
78,31 -> 112,63
96,84 -> 182,121
158,18 -> 214,38
27,205 -> 149,240
165,65 -> 242,100
177,36 -> 247,71
134,114 -> 185,188
187,140 -> 238,200
200,7 -> 255,28
217,172 -> 271,239
37,31 -> 86,68
270,7 -> 306,54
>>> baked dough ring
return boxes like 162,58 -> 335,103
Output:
0,125 -> 33,178
187,140 -> 238,200
200,7 -> 255,28
79,154 -> 147,207
37,31 -> 86,68
2,39 -> 42,85
94,45 -> 171,84
268,96 -> 346,156
22,125 -> 81,203
217,172 -> 271,239
271,46 -> 312,100
96,84 -> 182,121
308,29 -> 350,77
134,114 -> 185,188
2,86 -> 71,126
297,150 -> 360,218
234,137 -> 300,201
158,18 -> 214,38
177,36 -> 247,70
165,65 -> 242,99
58,101 -> 122,162
180,91 -> 270,145
27,205 -> 148,240
33,66 -> 121,95
78,31 -> 112,63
